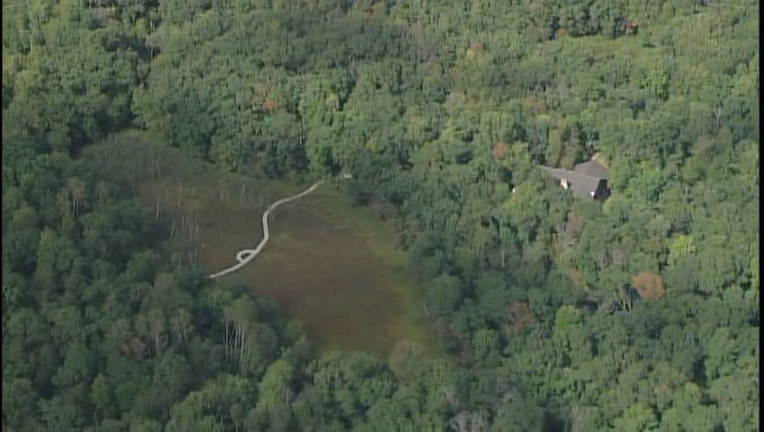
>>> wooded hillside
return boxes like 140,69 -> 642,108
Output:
2,0 -> 758,430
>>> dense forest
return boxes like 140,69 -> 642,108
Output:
2,0 -> 759,430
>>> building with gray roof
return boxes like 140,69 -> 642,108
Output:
539,159 -> 609,200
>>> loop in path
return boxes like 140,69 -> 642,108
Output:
209,181 -> 323,279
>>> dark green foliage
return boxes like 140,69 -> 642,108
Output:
2,0 -> 758,430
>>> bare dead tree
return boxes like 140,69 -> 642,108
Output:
171,309 -> 192,346
155,187 -> 161,222
154,153 -> 162,181
150,150 -> 157,181
714,104 -> 723,129
193,222 -> 201,265
177,181 -> 183,209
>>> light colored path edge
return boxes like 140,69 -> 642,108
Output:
208,180 -> 323,279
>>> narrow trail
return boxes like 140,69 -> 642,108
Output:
209,181 -> 323,279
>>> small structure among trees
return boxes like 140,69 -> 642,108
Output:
539,158 -> 610,200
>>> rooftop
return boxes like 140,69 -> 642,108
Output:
539,159 -> 609,200
573,160 -> 609,179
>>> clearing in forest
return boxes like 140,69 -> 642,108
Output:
82,129 -> 438,356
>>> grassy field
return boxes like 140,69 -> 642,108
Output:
82,129 -> 440,356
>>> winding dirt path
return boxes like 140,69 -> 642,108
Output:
209,181 -> 323,279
